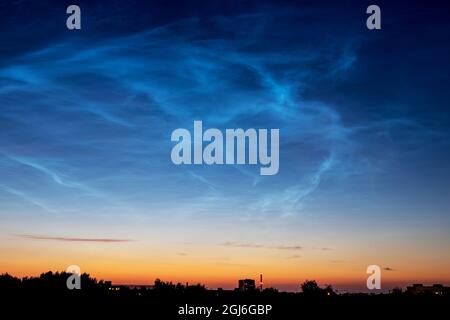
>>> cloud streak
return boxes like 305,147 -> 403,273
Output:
17,234 -> 133,243
383,267 -> 396,272
221,241 -> 303,251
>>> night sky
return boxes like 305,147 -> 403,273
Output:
1,0 -> 450,291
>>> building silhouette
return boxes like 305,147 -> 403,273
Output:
406,284 -> 450,295
238,279 -> 256,291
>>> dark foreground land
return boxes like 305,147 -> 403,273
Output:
1,272 -> 448,319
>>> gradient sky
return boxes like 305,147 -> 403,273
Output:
1,0 -> 450,292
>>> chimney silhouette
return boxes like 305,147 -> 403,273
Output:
259,273 -> 263,291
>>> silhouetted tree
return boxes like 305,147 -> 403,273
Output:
324,284 -> 336,296
153,278 -> 177,294
261,287 -> 279,297
301,280 -> 321,295
391,287 -> 403,295
0,273 -> 21,291
185,283 -> 207,295
300,280 -> 334,296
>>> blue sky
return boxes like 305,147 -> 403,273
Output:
1,0 -> 450,290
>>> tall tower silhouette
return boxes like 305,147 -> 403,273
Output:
259,273 -> 263,291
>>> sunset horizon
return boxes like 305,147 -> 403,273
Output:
3,230 -> 450,292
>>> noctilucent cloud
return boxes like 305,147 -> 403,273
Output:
1,0 -> 450,291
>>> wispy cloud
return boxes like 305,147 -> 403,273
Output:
0,10 -> 383,225
248,154 -> 336,217
221,241 -> 302,251
0,5 -> 444,234
314,247 -> 333,251
0,185 -> 56,214
383,267 -> 396,272
17,234 -> 133,243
